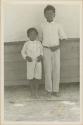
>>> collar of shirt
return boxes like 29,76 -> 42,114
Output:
27,40 -> 37,44
44,18 -> 56,25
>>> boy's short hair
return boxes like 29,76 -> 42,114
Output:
44,5 -> 55,14
27,28 -> 38,37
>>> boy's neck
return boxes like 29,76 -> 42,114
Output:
30,39 -> 36,41
46,19 -> 55,23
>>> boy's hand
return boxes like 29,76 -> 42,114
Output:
50,45 -> 60,52
50,47 -> 56,52
26,56 -> 32,62
37,55 -> 42,62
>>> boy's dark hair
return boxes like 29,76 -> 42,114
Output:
44,5 -> 55,14
27,28 -> 38,37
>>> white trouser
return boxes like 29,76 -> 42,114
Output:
43,47 -> 60,92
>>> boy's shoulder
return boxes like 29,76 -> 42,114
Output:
54,21 -> 61,26
41,20 -> 61,26
55,21 -> 63,27
23,40 -> 30,45
54,21 -> 64,30
35,40 -> 42,46
36,40 -> 42,44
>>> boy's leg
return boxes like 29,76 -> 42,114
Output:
30,79 -> 40,98
34,79 -> 40,98
52,49 -> 60,93
29,79 -> 35,97
43,47 -> 52,92
35,62 -> 42,80
35,62 -> 42,97
27,61 -> 35,79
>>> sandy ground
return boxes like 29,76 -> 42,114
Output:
4,83 -> 80,122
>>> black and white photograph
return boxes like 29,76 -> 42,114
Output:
0,0 -> 83,124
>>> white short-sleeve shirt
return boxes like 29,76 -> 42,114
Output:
41,20 -> 67,47
21,40 -> 43,60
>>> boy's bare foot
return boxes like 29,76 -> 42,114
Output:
52,92 -> 60,97
45,91 -> 52,97
31,92 -> 39,99
35,95 -> 39,99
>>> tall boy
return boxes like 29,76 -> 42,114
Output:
41,5 -> 67,96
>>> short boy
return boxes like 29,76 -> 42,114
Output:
21,28 -> 43,98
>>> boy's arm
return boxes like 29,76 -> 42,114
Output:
40,43 -> 43,56
26,56 -> 32,62
21,42 -> 27,59
58,24 -> 67,40
39,24 -> 43,42
37,43 -> 43,62
21,42 -> 32,62
50,45 -> 60,52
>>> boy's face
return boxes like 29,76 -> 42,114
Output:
44,10 -> 55,22
28,31 -> 37,41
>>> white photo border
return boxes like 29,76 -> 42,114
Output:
0,0 -> 83,125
